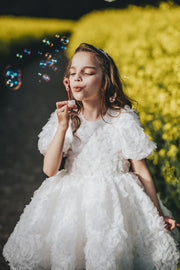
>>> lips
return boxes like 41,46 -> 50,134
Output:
73,86 -> 83,92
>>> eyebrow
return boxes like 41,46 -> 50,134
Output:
70,66 -> 97,70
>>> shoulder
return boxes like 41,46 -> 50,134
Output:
107,105 -> 140,127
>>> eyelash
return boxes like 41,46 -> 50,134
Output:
70,73 -> 94,76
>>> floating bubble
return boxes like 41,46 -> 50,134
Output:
24,49 -> 31,55
123,75 -> 130,80
16,53 -> 23,59
60,45 -> 67,50
46,60 -> 54,67
4,66 -> 22,90
37,72 -> 42,83
45,53 -> 52,59
51,58 -> 57,64
39,60 -> 47,68
42,38 -> 50,46
37,51 -> 43,55
51,66 -> 58,71
6,79 -> 14,88
60,36 -> 69,45
42,74 -> 51,82
54,49 -> 59,53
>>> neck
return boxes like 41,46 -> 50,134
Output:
81,100 -> 107,121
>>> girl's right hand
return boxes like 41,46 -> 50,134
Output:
56,101 -> 77,131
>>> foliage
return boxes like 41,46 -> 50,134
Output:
67,1 -> 180,219
0,16 -> 74,57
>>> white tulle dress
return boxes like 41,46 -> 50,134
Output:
2,105 -> 180,270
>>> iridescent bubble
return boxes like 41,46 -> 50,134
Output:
6,79 -> 14,88
42,38 -> 50,46
51,58 -> 57,64
37,72 -> 42,83
60,36 -> 69,45
16,53 -> 23,59
51,66 -> 58,71
42,74 -> 51,82
123,75 -> 130,80
24,49 -> 31,55
61,45 -> 67,50
39,60 -> 47,68
45,53 -> 52,59
4,66 -> 22,90
5,69 -> 15,79
46,60 -> 54,67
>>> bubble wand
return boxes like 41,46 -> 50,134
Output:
63,77 -> 76,105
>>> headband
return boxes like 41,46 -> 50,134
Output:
96,47 -> 110,60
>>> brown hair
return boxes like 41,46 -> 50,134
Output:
64,43 -> 137,138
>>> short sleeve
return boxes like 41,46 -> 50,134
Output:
37,109 -> 72,157
116,105 -> 157,160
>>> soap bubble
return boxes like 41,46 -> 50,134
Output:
39,60 -> 47,68
60,45 -> 67,50
42,74 -> 51,82
16,53 -> 23,59
60,36 -> 69,45
45,52 -> 52,59
51,66 -> 58,71
123,75 -> 130,80
42,38 -> 51,46
24,49 -> 31,55
4,66 -> 22,90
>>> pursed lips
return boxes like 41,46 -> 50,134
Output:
73,86 -> 83,92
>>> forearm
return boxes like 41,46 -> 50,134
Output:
43,125 -> 67,177
130,159 -> 164,217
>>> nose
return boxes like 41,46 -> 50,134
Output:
74,73 -> 82,81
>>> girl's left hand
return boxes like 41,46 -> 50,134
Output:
163,216 -> 180,231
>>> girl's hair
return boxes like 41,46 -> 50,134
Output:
64,43 -> 137,137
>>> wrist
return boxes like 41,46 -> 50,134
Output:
57,124 -> 68,133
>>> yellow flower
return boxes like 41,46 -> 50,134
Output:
153,120 -> 162,131
167,144 -> 178,158
159,149 -> 166,157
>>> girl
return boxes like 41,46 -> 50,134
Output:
2,43 -> 180,270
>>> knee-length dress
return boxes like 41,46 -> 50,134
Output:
2,105 -> 180,270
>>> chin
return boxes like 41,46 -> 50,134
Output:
72,94 -> 84,101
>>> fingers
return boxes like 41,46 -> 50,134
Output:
56,101 -> 68,109
164,217 -> 177,231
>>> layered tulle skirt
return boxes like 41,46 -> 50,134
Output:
2,169 -> 180,270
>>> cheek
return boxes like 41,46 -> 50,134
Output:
90,76 -> 103,89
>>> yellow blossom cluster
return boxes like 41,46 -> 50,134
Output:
66,2 -> 180,219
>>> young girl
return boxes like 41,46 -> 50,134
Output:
2,43 -> 180,270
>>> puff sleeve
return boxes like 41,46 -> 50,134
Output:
116,105 -> 157,160
37,109 -> 72,157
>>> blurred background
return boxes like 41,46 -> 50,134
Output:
0,0 -> 180,269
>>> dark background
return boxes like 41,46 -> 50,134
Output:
1,0 -> 180,20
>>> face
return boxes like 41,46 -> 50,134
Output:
69,51 -> 103,102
